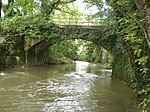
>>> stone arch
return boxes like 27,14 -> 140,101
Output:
27,25 -> 109,65
27,25 -> 134,82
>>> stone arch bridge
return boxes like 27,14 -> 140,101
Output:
26,23 -> 132,82
26,25 -> 117,66
0,17 -> 133,82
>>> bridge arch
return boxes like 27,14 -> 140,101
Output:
27,25 -> 111,65
27,24 -> 133,82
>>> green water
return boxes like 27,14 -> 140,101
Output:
0,61 -> 138,112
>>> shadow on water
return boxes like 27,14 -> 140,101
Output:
0,61 -> 138,112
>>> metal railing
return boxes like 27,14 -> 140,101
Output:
52,16 -> 102,26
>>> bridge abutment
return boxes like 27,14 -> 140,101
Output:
27,40 -> 52,66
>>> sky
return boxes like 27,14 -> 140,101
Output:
2,0 -> 8,4
76,0 -> 99,15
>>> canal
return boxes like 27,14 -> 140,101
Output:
0,61 -> 138,112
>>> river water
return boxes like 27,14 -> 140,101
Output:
0,61 -> 138,112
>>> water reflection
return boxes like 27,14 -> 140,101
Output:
0,61 -> 138,112
75,61 -> 90,73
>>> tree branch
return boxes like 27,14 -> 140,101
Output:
38,0 -> 76,21
132,0 -> 150,16
111,3 -> 150,47
55,7 -> 73,15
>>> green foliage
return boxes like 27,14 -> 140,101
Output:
77,41 -> 97,62
48,39 -> 112,65
85,0 -> 150,111
0,0 -> 79,66
49,40 -> 94,63
48,39 -> 78,64
48,41 -> 93,63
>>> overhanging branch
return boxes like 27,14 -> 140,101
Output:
111,3 -> 150,47
37,0 -> 76,22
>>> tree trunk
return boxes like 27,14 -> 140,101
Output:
145,5 -> 150,46
0,0 -> 2,17
133,0 -> 150,46
6,0 -> 14,16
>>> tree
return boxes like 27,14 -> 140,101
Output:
105,1 -> 150,110
84,0 -> 150,111
0,0 -> 77,66
132,0 -> 150,45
